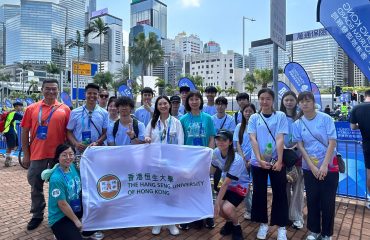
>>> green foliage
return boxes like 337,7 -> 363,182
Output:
27,80 -> 39,94
129,32 -> 164,87
154,78 -> 166,95
44,62 -> 61,76
114,64 -> 130,83
165,84 -> 176,96
253,69 -> 273,88
93,71 -> 114,89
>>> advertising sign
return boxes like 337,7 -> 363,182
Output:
284,62 -> 312,92
270,0 -> 286,50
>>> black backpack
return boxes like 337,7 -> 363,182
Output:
113,118 -> 139,143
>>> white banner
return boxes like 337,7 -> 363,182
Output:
80,144 -> 214,231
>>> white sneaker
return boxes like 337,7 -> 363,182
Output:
167,225 -> 179,235
306,232 -> 321,240
292,220 -> 303,229
321,236 -> 332,240
277,227 -> 287,240
257,223 -> 269,239
244,211 -> 251,220
152,226 -> 162,235
88,231 -> 104,240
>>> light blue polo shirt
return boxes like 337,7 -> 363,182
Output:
233,123 -> 252,160
134,105 -> 154,127
212,114 -> 236,133
203,104 -> 217,116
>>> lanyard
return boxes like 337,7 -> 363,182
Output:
58,167 -> 79,196
158,116 -> 172,144
82,106 -> 96,130
189,112 -> 203,136
38,104 -> 58,126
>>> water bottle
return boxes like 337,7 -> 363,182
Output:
263,143 -> 273,162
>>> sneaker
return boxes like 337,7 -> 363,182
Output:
88,232 -> 104,240
243,211 -> 251,220
152,226 -> 161,235
277,227 -> 287,240
4,156 -> 12,167
232,225 -> 243,240
256,223 -> 269,240
166,225 -> 179,235
193,220 -> 203,229
205,218 -> 215,229
292,220 -> 303,229
220,221 -> 233,236
178,224 -> 190,230
321,236 -> 332,240
306,232 -> 321,240
27,218 -> 43,231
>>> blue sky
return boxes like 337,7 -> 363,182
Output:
98,0 -> 323,54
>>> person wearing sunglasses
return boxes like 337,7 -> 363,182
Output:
98,89 -> 109,109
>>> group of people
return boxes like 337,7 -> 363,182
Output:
17,77 -> 370,240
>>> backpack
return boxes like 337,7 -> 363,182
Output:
113,118 -> 139,143
0,111 -> 14,133
234,111 -> 239,125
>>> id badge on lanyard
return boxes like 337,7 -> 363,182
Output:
81,107 -> 93,145
36,105 -> 57,140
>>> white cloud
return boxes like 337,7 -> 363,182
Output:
181,0 -> 201,8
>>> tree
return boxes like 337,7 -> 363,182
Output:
15,61 -> 33,92
244,73 -> 257,100
85,17 -> 109,72
154,78 -> 166,95
27,80 -> 39,95
44,62 -> 61,79
129,32 -> 164,87
110,79 -> 125,97
114,64 -> 130,83
225,87 -> 239,112
66,30 -> 92,107
93,71 -> 113,89
165,84 -> 175,96
254,69 -> 273,88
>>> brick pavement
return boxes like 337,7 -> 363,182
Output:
1,158 -> 370,240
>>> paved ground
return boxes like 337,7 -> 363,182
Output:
1,158 -> 370,240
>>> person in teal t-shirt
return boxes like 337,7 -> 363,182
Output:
46,144 -> 103,240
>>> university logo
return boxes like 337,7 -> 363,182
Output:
97,174 -> 121,200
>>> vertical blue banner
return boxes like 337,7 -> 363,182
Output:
310,82 -> 322,110
284,62 -> 312,92
274,81 -> 291,101
25,97 -> 34,106
317,0 -> 370,81
5,99 -> 12,108
178,77 -> 196,91
61,92 -> 73,107
118,85 -> 133,99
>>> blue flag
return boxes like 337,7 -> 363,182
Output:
310,82 -> 322,110
25,97 -> 34,106
178,77 -> 196,91
317,0 -> 370,81
277,81 -> 291,101
5,99 -> 12,108
284,62 -> 312,92
118,85 -> 133,99
61,92 -> 72,107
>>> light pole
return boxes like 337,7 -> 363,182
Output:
242,16 -> 256,73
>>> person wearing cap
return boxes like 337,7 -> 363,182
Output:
2,101 -> 23,167
234,93 -> 250,125
169,95 -> 183,119
134,87 -> 154,126
178,86 -> 190,115
211,129 -> 250,240
203,86 -> 218,116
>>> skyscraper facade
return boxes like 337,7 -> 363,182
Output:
0,3 -> 20,65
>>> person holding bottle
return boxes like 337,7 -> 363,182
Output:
233,103 -> 256,220
145,96 -> 184,236
292,91 -> 338,240
247,88 -> 289,240
280,91 -> 304,230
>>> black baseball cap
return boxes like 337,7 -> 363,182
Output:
215,129 -> 233,141
179,86 -> 190,93
170,95 -> 181,103
13,102 -> 24,107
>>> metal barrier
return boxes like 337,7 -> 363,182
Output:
0,122 -> 22,151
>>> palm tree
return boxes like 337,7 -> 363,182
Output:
165,84 -> 175,96
93,71 -> 113,89
27,80 -> 39,95
245,82 -> 257,100
15,62 -> 33,92
225,87 -> 239,112
85,17 -> 110,72
254,69 -> 273,88
215,86 -> 223,95
0,71 -> 11,102
114,64 -> 130,83
129,32 -> 164,87
154,78 -> 166,95
244,73 -> 257,100
44,62 -> 61,80
110,79 -> 125,97
66,30 -> 92,107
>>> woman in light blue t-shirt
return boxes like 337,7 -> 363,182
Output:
247,88 -> 289,240
292,91 -> 338,240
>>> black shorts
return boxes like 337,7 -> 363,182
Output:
363,141 -> 370,169
4,132 -> 18,149
222,190 -> 245,207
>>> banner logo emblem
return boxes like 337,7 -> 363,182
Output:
97,174 -> 121,200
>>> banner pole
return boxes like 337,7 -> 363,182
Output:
273,43 -> 279,110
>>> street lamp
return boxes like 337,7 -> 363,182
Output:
242,16 -> 256,73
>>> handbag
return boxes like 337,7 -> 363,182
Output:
300,119 -> 345,173
258,113 -> 298,168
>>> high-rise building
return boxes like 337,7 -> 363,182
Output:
203,41 -> 221,53
249,28 -> 366,89
184,50 -> 244,92
6,0 -> 67,68
174,32 -> 202,56
0,3 -> 20,65
87,10 -> 123,73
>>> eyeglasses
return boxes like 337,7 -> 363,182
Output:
60,153 -> 75,159
99,94 -> 109,98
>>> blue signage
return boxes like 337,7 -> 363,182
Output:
61,92 -> 73,107
284,62 -> 312,92
118,85 -> 133,99
178,77 -> 196,91
317,0 -> 370,81
335,121 -> 362,141
310,82 -> 322,110
339,92 -> 351,103
277,81 -> 291,101
25,98 -> 34,106
5,99 -> 12,108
